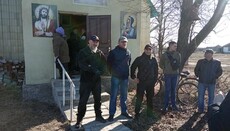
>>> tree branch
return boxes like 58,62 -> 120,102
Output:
189,0 -> 229,49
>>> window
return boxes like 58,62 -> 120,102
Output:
73,0 -> 107,6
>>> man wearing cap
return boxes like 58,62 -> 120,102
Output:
53,27 -> 70,78
75,35 -> 107,129
107,36 -> 132,121
131,44 -> 158,119
194,49 -> 223,113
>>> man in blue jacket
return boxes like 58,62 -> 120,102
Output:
107,36 -> 132,121
194,49 -> 223,113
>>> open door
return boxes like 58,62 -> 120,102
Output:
87,15 -> 111,57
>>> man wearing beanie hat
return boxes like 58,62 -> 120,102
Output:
131,44 -> 158,119
55,27 -> 65,36
52,27 -> 69,78
194,49 -> 222,113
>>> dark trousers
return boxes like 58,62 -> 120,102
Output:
69,52 -> 79,73
135,81 -> 154,115
56,63 -> 69,78
77,79 -> 102,123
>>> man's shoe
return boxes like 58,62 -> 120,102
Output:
197,109 -> 205,114
172,106 -> 180,111
75,122 -> 83,129
161,108 -> 168,114
95,116 -> 106,123
162,107 -> 168,112
107,115 -> 114,122
121,113 -> 133,119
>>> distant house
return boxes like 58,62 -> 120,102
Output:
221,43 -> 230,54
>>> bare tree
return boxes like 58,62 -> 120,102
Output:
150,0 -> 181,59
149,0 -> 229,70
177,0 -> 229,70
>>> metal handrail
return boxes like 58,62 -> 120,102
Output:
54,57 -> 75,122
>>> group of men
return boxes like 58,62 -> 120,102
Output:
52,26 -> 226,130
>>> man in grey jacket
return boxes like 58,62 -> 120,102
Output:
194,49 -> 223,113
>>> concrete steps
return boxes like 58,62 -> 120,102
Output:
51,76 -> 81,110
51,75 -> 132,131
51,75 -> 111,121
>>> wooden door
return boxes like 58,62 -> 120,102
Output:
87,15 -> 111,57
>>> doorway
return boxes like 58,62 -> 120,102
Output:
59,14 -> 111,57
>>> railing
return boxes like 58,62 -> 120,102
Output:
54,57 -> 75,122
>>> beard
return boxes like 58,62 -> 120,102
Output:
41,14 -> 47,19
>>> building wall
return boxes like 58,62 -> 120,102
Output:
0,0 -> 24,61
223,47 -> 230,54
22,0 -> 151,84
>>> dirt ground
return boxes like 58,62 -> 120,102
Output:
0,86 -> 69,131
0,52 -> 229,131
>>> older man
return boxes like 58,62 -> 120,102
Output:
194,49 -> 223,113
75,35 -> 107,129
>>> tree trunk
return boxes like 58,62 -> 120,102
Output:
177,0 -> 229,71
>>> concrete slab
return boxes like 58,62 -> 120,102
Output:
69,92 -> 132,131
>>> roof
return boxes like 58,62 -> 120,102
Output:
222,43 -> 230,47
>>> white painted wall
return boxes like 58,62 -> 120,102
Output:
22,0 -> 150,84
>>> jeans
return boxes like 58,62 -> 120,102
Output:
109,76 -> 128,115
198,83 -> 215,112
77,79 -> 102,123
163,74 -> 178,109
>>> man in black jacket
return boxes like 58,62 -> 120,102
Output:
131,44 -> 158,119
194,49 -> 222,113
75,35 -> 107,129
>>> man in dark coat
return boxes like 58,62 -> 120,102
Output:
107,36 -> 132,121
194,49 -> 223,113
67,30 -> 80,75
52,27 -> 70,78
131,44 -> 158,119
75,35 -> 107,129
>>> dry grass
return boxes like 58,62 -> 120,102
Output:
0,86 -> 68,131
125,51 -> 230,131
